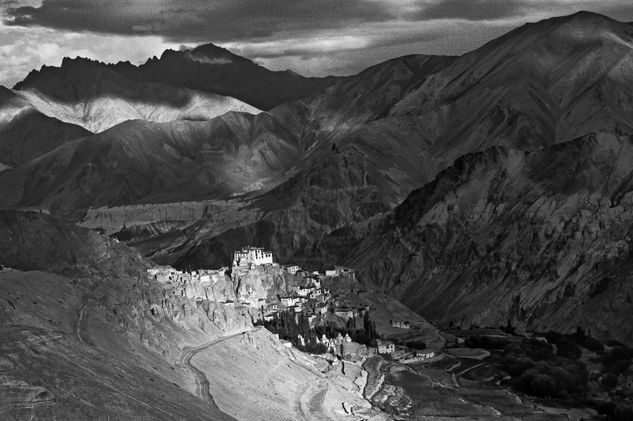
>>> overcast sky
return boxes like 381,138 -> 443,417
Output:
1,0 -> 633,87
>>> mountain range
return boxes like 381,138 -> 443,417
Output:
2,10 -> 633,344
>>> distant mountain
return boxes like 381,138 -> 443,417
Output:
118,43 -> 342,110
11,57 -> 261,133
0,112 -> 301,218
14,43 -> 341,113
387,11 -> 633,148
330,132 -> 633,344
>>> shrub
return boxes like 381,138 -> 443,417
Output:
556,337 -> 582,360
405,340 -> 426,350
600,346 -> 633,375
465,335 -> 507,349
506,356 -> 535,377
508,358 -> 588,398
529,373 -> 558,397
296,342 -> 328,354
600,373 -> 618,390
522,339 -> 555,361
576,335 -> 604,353
613,404 -> 633,421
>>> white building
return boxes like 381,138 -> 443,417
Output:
334,308 -> 355,320
376,340 -> 395,355
325,269 -> 337,277
286,265 -> 301,275
281,296 -> 300,307
232,246 -> 274,267
391,320 -> 411,329
296,286 -> 314,297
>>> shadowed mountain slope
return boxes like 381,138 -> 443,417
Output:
325,132 -> 633,344
5,12 -> 633,279
162,12 -> 633,270
0,112 -> 301,218
388,11 -> 633,149
118,43 -> 342,110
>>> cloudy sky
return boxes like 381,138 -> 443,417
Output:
1,0 -> 633,87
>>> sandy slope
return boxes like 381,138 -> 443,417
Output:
194,327 -> 388,421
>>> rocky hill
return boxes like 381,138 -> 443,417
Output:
0,210 -> 383,419
332,132 -> 633,344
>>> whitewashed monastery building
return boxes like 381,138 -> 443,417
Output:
232,246 -> 274,267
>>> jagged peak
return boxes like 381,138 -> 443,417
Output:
156,42 -> 248,66
13,56 -> 138,90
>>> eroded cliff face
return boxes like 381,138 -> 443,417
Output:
0,210 -> 256,360
0,210 -> 251,419
148,262 -> 297,308
341,133 -> 633,344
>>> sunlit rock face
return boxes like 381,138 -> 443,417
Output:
335,133 -> 633,344
0,86 -> 91,167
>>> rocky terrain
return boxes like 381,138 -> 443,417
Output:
0,210 -> 386,419
335,132 -> 633,344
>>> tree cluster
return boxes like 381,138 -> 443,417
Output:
256,307 -> 379,350
503,339 -> 588,398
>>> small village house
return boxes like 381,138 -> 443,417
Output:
376,339 -> 396,355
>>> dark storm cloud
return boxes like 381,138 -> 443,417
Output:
3,0 -> 394,42
417,0 -> 525,21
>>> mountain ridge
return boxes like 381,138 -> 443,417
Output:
13,42 -> 342,111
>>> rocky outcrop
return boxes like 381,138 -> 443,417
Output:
146,262 -> 299,308
232,264 -> 297,304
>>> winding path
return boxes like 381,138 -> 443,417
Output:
456,362 -> 486,378
180,330 -> 253,402
74,295 -> 96,346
